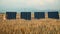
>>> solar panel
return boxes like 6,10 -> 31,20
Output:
34,12 -> 45,19
21,12 -> 31,20
6,12 -> 16,19
48,12 -> 59,19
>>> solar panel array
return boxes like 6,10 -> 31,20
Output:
6,12 -> 16,19
6,12 -> 59,20
21,12 -> 31,20
48,12 -> 59,19
34,12 -> 45,19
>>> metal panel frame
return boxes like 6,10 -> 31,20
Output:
21,12 -> 31,20
6,12 -> 17,19
34,12 -> 45,19
48,12 -> 59,19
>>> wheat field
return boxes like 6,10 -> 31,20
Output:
0,14 -> 60,34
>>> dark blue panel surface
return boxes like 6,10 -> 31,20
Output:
34,12 -> 45,19
6,12 -> 16,19
48,12 -> 59,19
21,12 -> 31,20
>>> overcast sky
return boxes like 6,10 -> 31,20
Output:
0,0 -> 60,12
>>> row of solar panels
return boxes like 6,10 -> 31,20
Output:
6,12 -> 59,20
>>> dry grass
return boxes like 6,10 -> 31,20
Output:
0,14 -> 60,34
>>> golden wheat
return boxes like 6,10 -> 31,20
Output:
0,14 -> 60,34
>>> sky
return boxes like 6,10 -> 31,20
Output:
0,0 -> 60,12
